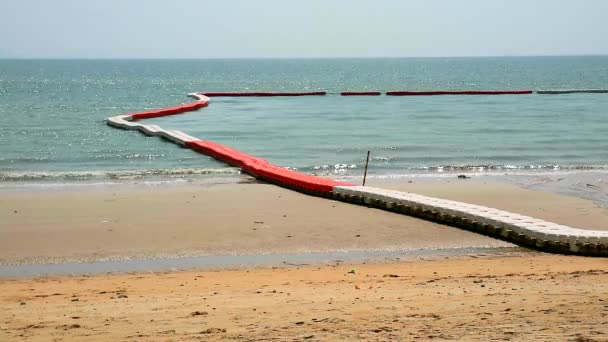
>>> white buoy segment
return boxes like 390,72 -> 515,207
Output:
333,186 -> 608,250
188,93 -> 210,102
171,130 -> 200,142
157,130 -> 190,145
106,114 -> 203,145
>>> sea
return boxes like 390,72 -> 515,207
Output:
1,57 -> 607,204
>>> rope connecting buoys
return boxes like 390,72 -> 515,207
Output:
340,91 -> 381,96
536,89 -> 608,94
200,92 -> 327,97
104,90 -> 608,256
386,90 -> 533,96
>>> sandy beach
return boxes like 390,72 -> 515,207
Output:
2,180 -> 608,265
2,180 -> 608,340
1,255 -> 607,341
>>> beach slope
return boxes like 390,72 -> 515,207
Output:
1,255 -> 606,341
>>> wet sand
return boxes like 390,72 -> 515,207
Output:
1,255 -> 606,341
2,180 -> 608,265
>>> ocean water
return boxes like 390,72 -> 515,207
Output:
1,57 -> 608,186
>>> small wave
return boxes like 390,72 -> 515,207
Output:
301,163 -> 608,177
0,157 -> 53,163
3,164 -> 608,184
412,164 -> 608,172
0,168 -> 241,182
312,164 -> 357,170
310,164 -> 358,175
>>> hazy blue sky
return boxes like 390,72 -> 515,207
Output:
1,0 -> 607,58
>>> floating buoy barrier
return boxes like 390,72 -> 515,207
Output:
536,89 -> 608,94
332,186 -> 608,256
340,91 -> 381,96
200,91 -> 326,97
105,91 -> 608,256
386,90 -> 533,96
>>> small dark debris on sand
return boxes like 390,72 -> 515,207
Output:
200,328 -> 226,334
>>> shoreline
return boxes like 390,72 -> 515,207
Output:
0,247 -> 529,278
2,169 -> 607,207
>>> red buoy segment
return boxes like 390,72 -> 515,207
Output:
131,101 -> 208,120
340,91 -> 381,96
185,140 -> 351,193
200,92 -> 327,97
386,90 -> 533,96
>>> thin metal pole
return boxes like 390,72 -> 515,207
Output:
362,150 -> 371,186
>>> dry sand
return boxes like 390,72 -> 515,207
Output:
1,255 -> 606,341
2,181 -> 608,265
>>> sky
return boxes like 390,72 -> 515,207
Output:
1,0 -> 607,59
